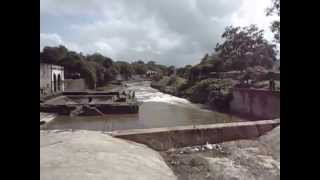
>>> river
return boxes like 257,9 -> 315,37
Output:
41,81 -> 245,132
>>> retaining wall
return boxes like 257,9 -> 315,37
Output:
230,88 -> 280,119
64,79 -> 87,91
40,63 -> 52,96
112,119 -> 280,151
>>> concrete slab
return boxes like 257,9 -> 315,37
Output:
40,130 -> 177,180
112,119 -> 280,151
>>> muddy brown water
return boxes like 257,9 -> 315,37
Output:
41,81 -> 246,132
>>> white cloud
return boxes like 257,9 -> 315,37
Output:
93,42 -> 113,54
40,33 -> 63,49
41,0 -> 278,67
40,33 -> 80,52
231,0 -> 279,42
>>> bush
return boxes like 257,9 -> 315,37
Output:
182,78 -> 234,108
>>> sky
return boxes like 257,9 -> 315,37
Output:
40,0 -> 278,67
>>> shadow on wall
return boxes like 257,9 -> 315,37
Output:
64,79 -> 88,91
230,88 -> 280,120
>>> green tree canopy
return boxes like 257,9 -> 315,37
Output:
266,0 -> 280,43
215,25 -> 277,71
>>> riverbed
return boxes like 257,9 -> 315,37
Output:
41,81 -> 246,132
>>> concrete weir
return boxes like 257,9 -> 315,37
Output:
40,91 -> 139,115
112,119 -> 280,151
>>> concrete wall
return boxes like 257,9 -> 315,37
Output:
230,88 -> 280,119
40,63 -> 64,96
64,79 -> 87,91
112,119 -> 280,151
40,63 -> 52,96
51,65 -> 64,92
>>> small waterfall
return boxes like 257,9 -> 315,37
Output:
70,105 -> 106,116
69,106 -> 84,117
40,112 -> 57,124
85,105 -> 106,116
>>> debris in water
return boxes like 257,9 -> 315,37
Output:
205,142 -> 213,150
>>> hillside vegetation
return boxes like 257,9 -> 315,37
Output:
40,46 -> 173,89
152,24 -> 280,112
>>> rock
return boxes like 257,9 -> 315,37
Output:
151,76 -> 187,96
161,126 -> 280,180
205,157 -> 256,180
40,130 -> 177,180
204,142 -> 213,150
258,126 -> 280,161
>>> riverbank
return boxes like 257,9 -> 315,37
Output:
151,76 -> 235,112
95,82 -> 124,91
40,124 -> 280,180
151,73 -> 280,114
41,81 -> 280,180
150,76 -> 187,96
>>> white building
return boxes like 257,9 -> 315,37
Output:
40,63 -> 64,96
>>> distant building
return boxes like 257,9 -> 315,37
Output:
146,70 -> 157,77
40,63 -> 64,96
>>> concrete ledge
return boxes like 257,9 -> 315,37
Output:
63,91 -> 120,96
112,119 -> 280,151
232,88 -> 280,96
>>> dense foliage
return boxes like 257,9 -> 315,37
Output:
174,24 -> 278,84
215,25 -> 277,71
152,18 -> 280,111
40,45 -> 171,89
266,0 -> 280,43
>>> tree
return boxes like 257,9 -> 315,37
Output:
266,0 -> 280,43
131,61 -> 148,75
59,51 -> 97,88
200,54 -> 209,63
40,45 -> 68,64
104,66 -> 118,82
60,51 -> 85,73
115,61 -> 134,80
87,53 -> 113,68
147,61 -> 156,65
136,60 -> 145,64
176,65 -> 194,79
167,66 -> 176,76
215,25 -> 277,71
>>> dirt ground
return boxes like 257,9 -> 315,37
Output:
160,126 -> 280,180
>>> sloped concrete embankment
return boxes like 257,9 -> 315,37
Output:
40,130 -> 177,180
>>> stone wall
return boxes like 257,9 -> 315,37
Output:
40,63 -> 52,96
51,65 -> 64,92
230,88 -> 280,119
40,63 -> 65,96
64,78 -> 87,91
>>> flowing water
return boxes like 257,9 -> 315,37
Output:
41,81 -> 245,132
